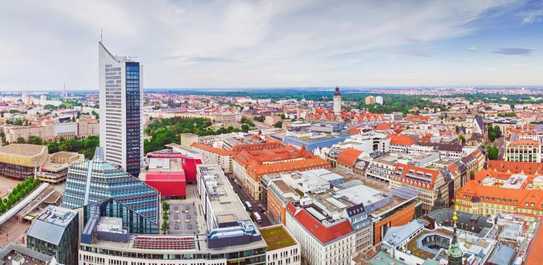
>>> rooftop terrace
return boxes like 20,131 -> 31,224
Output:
259,225 -> 297,251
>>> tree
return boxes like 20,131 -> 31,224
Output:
487,125 -> 502,142
241,124 -> 250,132
16,137 -> 25,143
273,121 -> 283,128
254,115 -> 265,122
27,136 -> 43,145
458,135 -> 466,145
486,145 -> 499,160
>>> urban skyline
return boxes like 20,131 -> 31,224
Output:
2,2 -> 543,265
1,0 -> 543,90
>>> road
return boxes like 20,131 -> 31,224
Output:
224,173 -> 274,227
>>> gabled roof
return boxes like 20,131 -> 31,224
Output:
287,203 -> 352,244
390,134 -> 416,146
337,148 -> 362,167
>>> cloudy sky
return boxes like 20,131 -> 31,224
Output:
1,0 -> 543,90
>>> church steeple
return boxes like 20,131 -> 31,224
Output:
448,202 -> 463,265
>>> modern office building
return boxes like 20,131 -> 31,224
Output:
77,164 -> 268,265
26,206 -> 79,265
99,41 -> 143,177
62,148 -> 160,233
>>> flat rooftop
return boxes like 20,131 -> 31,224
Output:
199,165 -> 250,223
260,225 -> 296,251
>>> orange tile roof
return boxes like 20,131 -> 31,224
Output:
457,180 -> 543,212
405,114 -> 430,122
508,139 -> 540,146
487,160 -> 543,175
248,157 -> 331,178
287,203 -> 353,244
390,134 -> 416,146
337,148 -> 362,167
232,142 -> 330,180
191,143 -> 233,156
393,163 -> 438,190
347,127 -> 362,135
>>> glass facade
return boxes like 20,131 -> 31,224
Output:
125,62 -> 142,177
26,207 -> 79,265
62,151 -> 159,233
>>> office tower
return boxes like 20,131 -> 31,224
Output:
333,86 -> 342,116
62,148 -> 160,233
26,206 -> 79,265
99,41 -> 143,177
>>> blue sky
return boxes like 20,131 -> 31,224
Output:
1,0 -> 542,90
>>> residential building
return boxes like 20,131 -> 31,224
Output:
99,41 -> 143,177
456,161 -> 543,217
365,96 -> 376,105
504,139 -> 542,162
26,206 -> 79,265
390,163 -> 450,212
232,142 -> 330,201
267,168 -> 418,264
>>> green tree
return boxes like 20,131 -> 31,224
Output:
273,121 -> 283,128
27,136 -> 43,145
487,125 -> 502,142
486,145 -> 499,160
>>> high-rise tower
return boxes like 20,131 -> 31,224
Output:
99,41 -> 143,177
333,86 -> 342,116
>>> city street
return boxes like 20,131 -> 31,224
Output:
224,173 -> 274,227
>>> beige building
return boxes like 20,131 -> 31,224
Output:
505,139 -> 542,163
40,151 -> 84,183
0,144 -> 48,179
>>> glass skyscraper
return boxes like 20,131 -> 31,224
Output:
99,41 -> 143,177
62,148 -> 160,233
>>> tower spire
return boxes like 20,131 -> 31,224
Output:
448,201 -> 463,265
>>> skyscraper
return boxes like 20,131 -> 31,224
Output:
99,41 -> 143,177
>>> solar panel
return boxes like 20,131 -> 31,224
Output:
133,236 -> 196,250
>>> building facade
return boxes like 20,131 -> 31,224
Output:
99,41 -> 143,177
26,206 -> 79,265
62,148 -> 159,233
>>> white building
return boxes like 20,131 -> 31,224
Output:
375,96 -> 384,105
333,87 -> 342,116
99,41 -> 143,177
261,225 -> 301,265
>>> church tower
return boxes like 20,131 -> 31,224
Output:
448,204 -> 463,265
333,86 -> 342,117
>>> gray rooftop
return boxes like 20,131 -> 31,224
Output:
26,206 -> 77,245
383,220 -> 425,247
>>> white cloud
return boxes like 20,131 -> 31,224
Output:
0,0 -> 539,90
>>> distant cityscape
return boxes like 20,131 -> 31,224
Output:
0,39 -> 542,265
